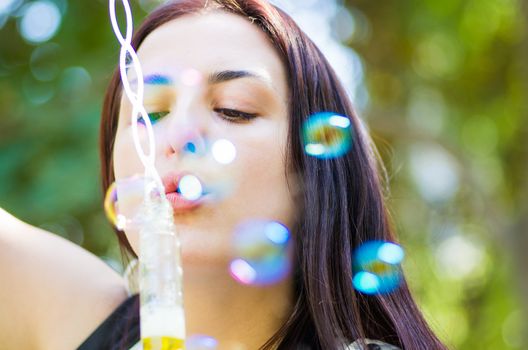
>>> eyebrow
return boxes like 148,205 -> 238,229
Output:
138,70 -> 272,87
208,70 -> 272,86
135,69 -> 282,104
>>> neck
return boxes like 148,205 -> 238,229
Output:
183,265 -> 292,350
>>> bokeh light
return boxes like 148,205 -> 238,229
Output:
29,43 -> 60,81
18,1 -> 61,44
269,0 -> 369,107
230,220 -> 291,286
352,241 -> 404,295
59,66 -> 92,102
434,234 -> 486,280
302,112 -> 353,159
22,74 -> 54,105
408,143 -> 460,203
0,0 -> 22,18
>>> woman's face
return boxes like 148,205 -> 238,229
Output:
113,11 -> 296,268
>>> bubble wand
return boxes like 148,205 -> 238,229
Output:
108,1 -> 186,349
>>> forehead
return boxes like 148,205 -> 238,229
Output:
135,11 -> 287,95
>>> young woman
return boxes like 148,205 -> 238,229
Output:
0,0 -> 448,349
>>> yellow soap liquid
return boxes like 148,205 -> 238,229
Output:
142,336 -> 185,350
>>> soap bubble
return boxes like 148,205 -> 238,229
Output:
211,139 -> 236,165
352,241 -> 404,295
186,335 -> 218,350
178,174 -> 203,201
104,175 -> 154,230
302,112 -> 353,159
180,137 -> 236,165
230,220 -> 292,286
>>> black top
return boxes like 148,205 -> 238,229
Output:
75,294 -> 400,350
77,294 -> 140,350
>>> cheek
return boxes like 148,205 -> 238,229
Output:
113,128 -> 144,179
228,124 -> 297,228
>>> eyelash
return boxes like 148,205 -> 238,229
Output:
214,108 -> 258,122
136,108 -> 257,124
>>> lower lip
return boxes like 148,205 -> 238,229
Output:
165,192 -> 203,212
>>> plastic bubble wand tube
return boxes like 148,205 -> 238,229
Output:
109,1 -> 186,349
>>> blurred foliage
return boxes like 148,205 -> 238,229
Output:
0,0 -> 526,349
350,0 -> 528,348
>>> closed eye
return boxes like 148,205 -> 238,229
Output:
214,108 -> 258,122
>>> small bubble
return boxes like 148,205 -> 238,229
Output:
352,241 -> 404,295
178,174 -> 203,201
302,112 -> 353,159
211,139 -> 236,165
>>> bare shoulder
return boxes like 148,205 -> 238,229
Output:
0,208 -> 129,350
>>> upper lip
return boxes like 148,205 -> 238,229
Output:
161,171 -> 209,196
162,172 -> 182,194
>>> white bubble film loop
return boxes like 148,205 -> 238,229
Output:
108,0 -> 187,344
109,0 -> 157,173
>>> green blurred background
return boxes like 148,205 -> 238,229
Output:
0,0 -> 526,348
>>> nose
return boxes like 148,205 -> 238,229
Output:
161,90 -> 208,159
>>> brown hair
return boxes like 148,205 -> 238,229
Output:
100,1 -> 448,349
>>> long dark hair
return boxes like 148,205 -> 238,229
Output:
100,1 -> 448,349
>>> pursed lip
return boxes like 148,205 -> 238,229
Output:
162,172 -> 206,213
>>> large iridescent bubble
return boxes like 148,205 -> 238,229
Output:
352,241 -> 405,295
229,220 -> 292,286
103,175 -> 154,230
302,112 -> 353,159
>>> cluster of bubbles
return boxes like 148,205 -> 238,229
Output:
1,0 -> 66,43
106,109 -> 357,288
352,241 -> 405,295
172,138 -> 236,201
